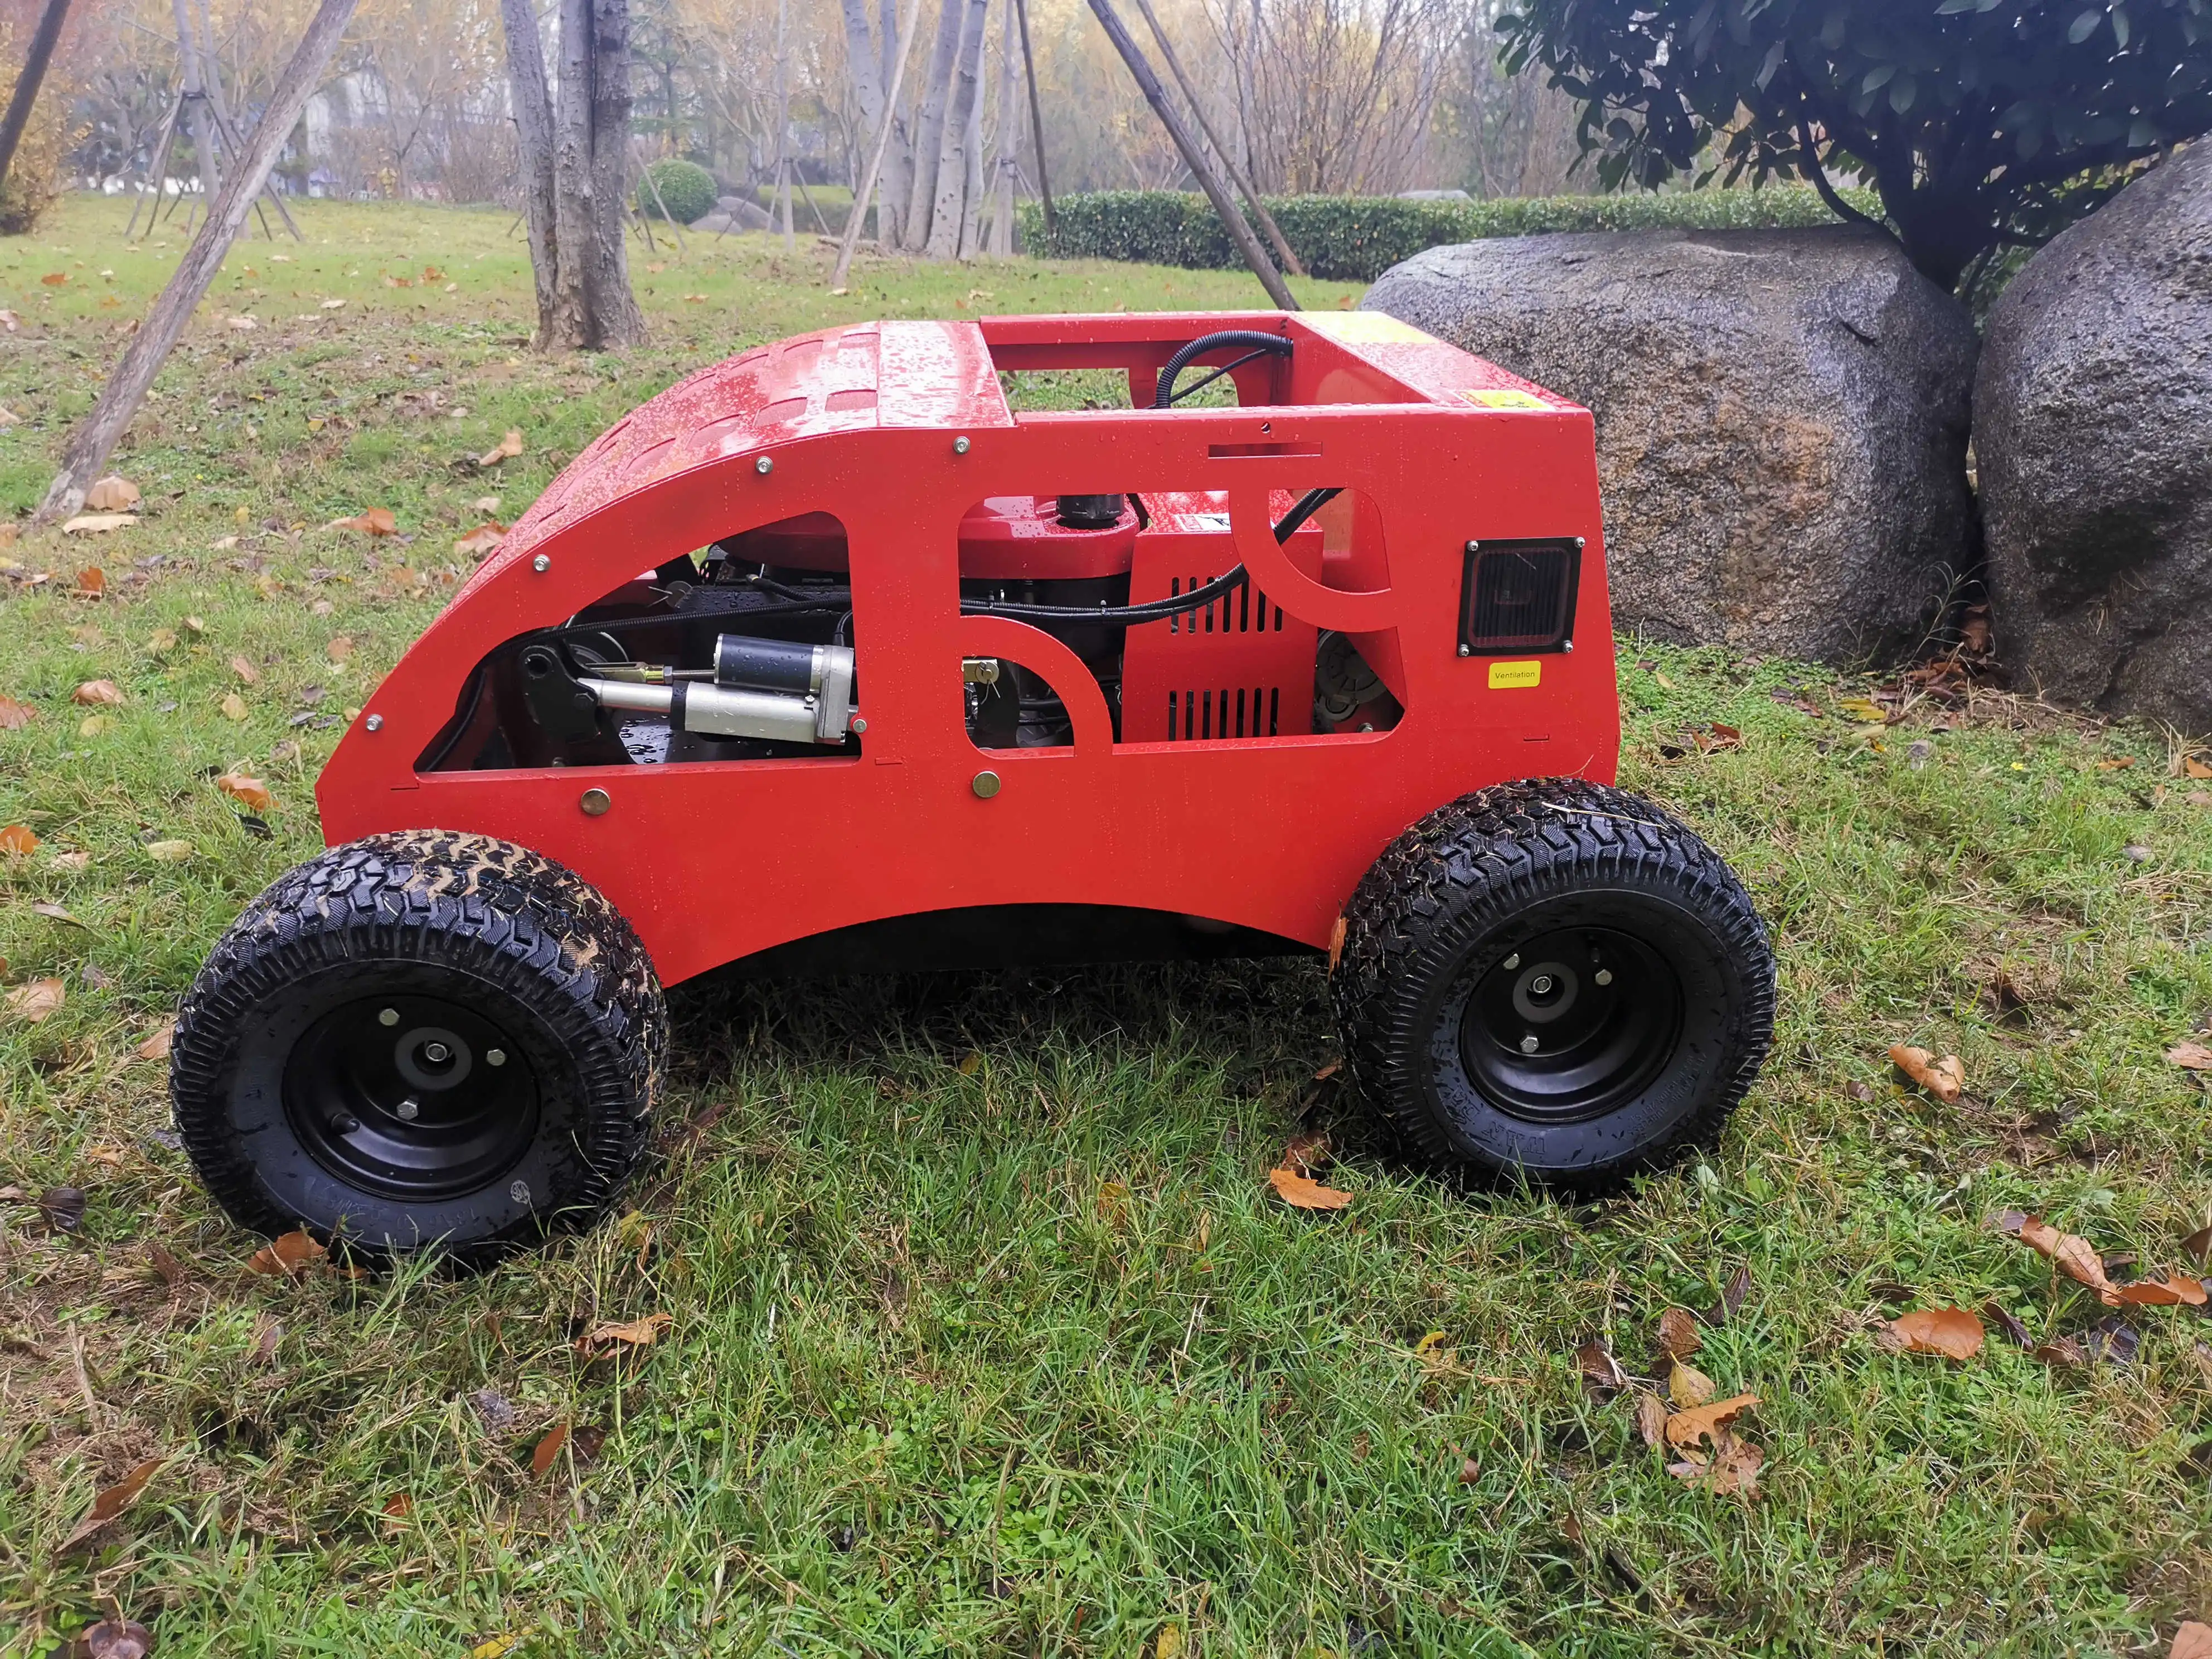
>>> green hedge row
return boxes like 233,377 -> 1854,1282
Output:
1015,186 -> 1884,282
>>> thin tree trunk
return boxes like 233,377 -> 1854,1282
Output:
775,0 -> 794,248
832,0 -> 925,289
0,0 -> 71,196
840,0 -> 885,148
1084,0 -> 1296,308
497,0 -> 561,345
901,0 -> 962,250
926,0 -> 987,259
1011,0 -> 1051,236
169,0 -> 220,201
986,0 -> 1016,255
583,0 -> 645,345
39,0 -> 360,522
122,90 -> 180,240
1127,0 -> 1301,276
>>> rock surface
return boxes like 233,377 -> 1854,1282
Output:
692,196 -> 774,234
1975,147 -> 2212,728
1365,227 -> 1979,664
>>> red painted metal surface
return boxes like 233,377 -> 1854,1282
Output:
317,310 -> 1619,987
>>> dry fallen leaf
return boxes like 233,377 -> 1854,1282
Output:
77,1617 -> 154,1659
72,680 -> 125,706
1280,1129 -> 1330,1175
146,1241 -> 185,1285
326,636 -> 356,663
1575,1340 -> 1629,1395
454,522 -> 507,558
5,977 -> 65,1023
531,1422 -> 571,1477
2113,1273 -> 2209,1307
74,566 -> 105,597
1633,1390 -> 1668,1448
144,839 -> 193,863
382,1492 -> 414,1524
216,773 -> 274,813
59,1457 -> 163,1553
2172,1621 -> 2212,1659
137,1019 -> 176,1061
40,1186 -> 85,1230
220,692 -> 249,722
478,429 -> 525,468
579,1312 -> 673,1354
2167,1041 -> 2212,1071
2183,1225 -> 2212,1265
1889,1044 -> 1964,1103
1327,913 -> 1347,970
51,849 -> 89,870
84,475 -> 141,512
246,1228 -> 327,1278
327,508 -> 398,536
0,694 -> 35,729
2014,1215 -> 2122,1305
1668,1360 -> 1717,1408
61,513 -> 138,535
229,653 -> 260,685
1656,1307 -> 1702,1360
31,900 -> 80,925
1668,1431 -> 1763,1496
0,823 -> 38,856
1878,1306 -> 1986,1361
1663,1393 -> 1759,1449
1267,1165 -> 1352,1211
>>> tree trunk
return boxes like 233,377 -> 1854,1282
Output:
901,0 -> 963,250
0,0 -> 72,196
498,0 -> 561,345
169,0 -> 221,201
832,0 -> 926,288
38,0 -> 360,522
549,0 -> 644,348
1011,0 -> 1052,236
926,0 -> 987,259
774,0 -> 794,248
986,0 -> 1016,255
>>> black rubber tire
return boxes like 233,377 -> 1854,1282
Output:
1331,778 -> 1774,1191
171,831 -> 667,1269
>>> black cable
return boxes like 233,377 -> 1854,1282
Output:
1163,346 -> 1276,406
1153,328 -> 1292,409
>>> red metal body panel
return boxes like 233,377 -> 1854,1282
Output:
316,311 -> 1619,987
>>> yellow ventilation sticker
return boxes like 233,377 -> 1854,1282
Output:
1304,311 -> 1435,345
1488,659 -> 1542,690
1461,388 -> 1549,410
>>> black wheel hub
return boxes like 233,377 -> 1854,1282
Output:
285,993 -> 540,1201
1459,926 -> 1683,1123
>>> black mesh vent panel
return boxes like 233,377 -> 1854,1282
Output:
1460,540 -> 1580,654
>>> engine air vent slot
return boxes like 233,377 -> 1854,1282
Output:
1461,539 -> 1580,656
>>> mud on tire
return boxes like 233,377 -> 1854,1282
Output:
1330,778 -> 1774,1191
171,831 -> 667,1269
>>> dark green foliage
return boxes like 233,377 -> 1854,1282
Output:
1017,185 -> 1875,282
639,157 -> 719,225
1497,0 -> 2212,288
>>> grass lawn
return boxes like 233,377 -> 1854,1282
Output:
3,194 -> 2211,1658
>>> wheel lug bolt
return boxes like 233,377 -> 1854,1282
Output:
1521,1034 -> 1540,1054
331,1112 -> 359,1133
486,1048 -> 507,1067
1595,969 -> 1613,986
379,1007 -> 400,1027
396,1099 -> 420,1121
1503,953 -> 1520,971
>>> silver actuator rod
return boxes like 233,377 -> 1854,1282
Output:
581,677 -> 855,746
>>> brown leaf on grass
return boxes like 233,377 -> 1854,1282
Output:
78,1616 -> 154,1658
1889,1044 -> 1964,1103
82,475 -> 140,513
327,508 -> 397,536
478,429 -> 525,468
2014,1215 -> 2122,1304
246,1229 -> 327,1278
1456,1451 -> 1481,1485
2172,1622 -> 2212,1659
2034,1335 -> 2089,1368
229,654 -> 260,685
62,514 -> 137,535
1267,1165 -> 1351,1210
578,1312 -> 672,1355
1280,1129 -> 1330,1175
0,695 -> 35,729
1878,1307 -> 1985,1360
32,901 -> 80,925
2185,756 -> 2212,782
1575,1340 -> 1629,1395
2183,1226 -> 2212,1265
1633,1390 -> 1668,1448
1705,1265 -> 1753,1327
2114,1273 -> 2209,1307
251,1316 -> 284,1364
7,978 -> 65,1022
1663,1393 -> 1758,1449
215,773 -> 274,813
2167,1041 -> 2212,1071
326,636 -> 356,663
454,523 -> 507,558
145,1241 -> 185,1287
72,680 -> 125,706
1656,1307 -> 1702,1360
40,1186 -> 85,1231
74,567 -> 105,598
1095,1178 -> 1129,1225
570,1424 -> 608,1463
1668,1360 -> 1718,1408
382,1492 -> 414,1524
59,1457 -> 163,1553
531,1422 -> 570,1477
1982,1299 -> 2035,1350
1668,1432 -> 1763,1496
137,1020 -> 175,1061
219,692 -> 249,722
1327,913 -> 1347,971
0,823 -> 38,856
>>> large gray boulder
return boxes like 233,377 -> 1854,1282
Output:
693,196 -> 774,234
1365,227 -> 1980,664
1975,147 -> 2212,729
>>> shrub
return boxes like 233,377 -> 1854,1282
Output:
0,58 -> 66,236
1016,185 -> 1882,283
638,158 -> 718,225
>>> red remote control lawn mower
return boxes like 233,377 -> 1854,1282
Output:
171,310 -> 1775,1266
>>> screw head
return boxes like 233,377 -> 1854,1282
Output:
365,712 -> 384,731
755,455 -> 774,475
395,1098 -> 420,1121
851,716 -> 868,734
486,1047 -> 507,1067
1595,968 -> 1614,986
379,1007 -> 400,1027
1465,540 -> 1481,555
1562,639 -> 1574,653
1520,1034 -> 1540,1054
1458,644 -> 1471,658
580,787 -> 612,817
971,769 -> 1001,799
953,436 -> 971,455
532,553 -> 550,573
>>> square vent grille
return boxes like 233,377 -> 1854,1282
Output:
1459,539 -> 1580,655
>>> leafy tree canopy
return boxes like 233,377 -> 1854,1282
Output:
1498,0 -> 2212,288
